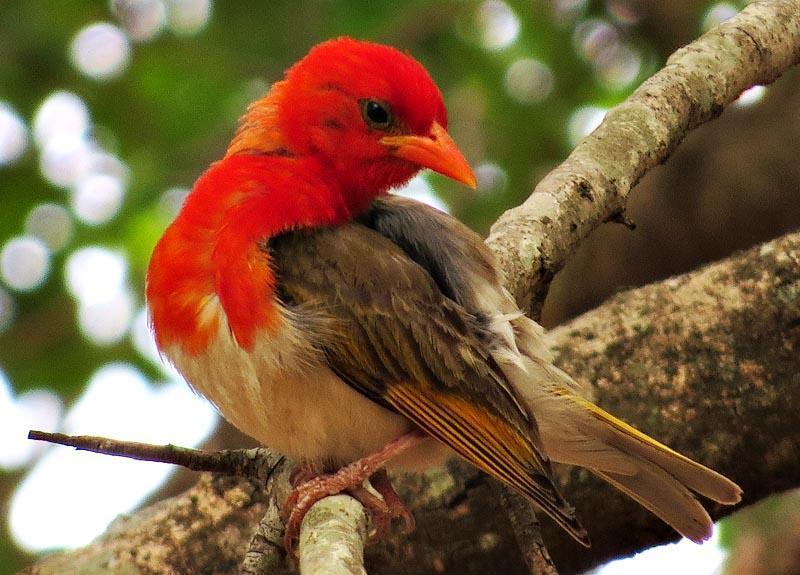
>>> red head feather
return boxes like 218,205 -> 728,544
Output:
228,37 -> 472,209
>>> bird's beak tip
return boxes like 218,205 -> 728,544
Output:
462,171 -> 478,190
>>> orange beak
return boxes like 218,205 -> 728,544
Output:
381,122 -> 477,189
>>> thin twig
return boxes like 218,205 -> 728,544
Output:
29,429 -> 372,575
28,429 -> 285,482
498,486 -> 559,575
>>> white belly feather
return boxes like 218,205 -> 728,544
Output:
165,303 -> 447,468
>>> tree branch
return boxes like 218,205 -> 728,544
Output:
497,485 -> 559,575
239,499 -> 285,575
486,0 -> 800,317
27,430 -> 286,481
543,230 -> 800,572
26,432 -> 371,575
298,496 -> 369,575
488,0 -> 800,562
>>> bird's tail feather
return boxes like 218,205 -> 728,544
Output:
506,352 -> 741,543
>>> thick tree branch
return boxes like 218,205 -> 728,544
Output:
489,0 -> 800,561
541,231 -> 800,572
486,0 -> 800,317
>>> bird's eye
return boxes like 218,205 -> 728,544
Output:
360,99 -> 392,130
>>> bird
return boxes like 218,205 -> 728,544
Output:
146,37 -> 742,553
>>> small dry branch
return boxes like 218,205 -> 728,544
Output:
28,429 -> 285,482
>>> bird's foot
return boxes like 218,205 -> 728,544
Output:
281,430 -> 425,555
345,468 -> 415,542
370,468 -> 415,533
347,483 -> 392,541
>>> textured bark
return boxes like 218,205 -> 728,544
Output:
540,232 -> 800,573
487,0 -> 800,317
497,485 -> 559,575
298,496 -> 368,575
18,474 -> 272,575
18,1 -> 800,574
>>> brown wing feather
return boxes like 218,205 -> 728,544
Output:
385,381 -> 588,545
269,223 -> 589,546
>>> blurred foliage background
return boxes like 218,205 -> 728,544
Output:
1,1 -> 798,574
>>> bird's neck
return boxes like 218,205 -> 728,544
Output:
225,80 -> 292,158
224,80 -> 407,215
147,154 -> 350,355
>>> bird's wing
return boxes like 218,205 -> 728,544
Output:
358,195 -> 502,312
269,218 -> 588,545
360,195 -> 562,370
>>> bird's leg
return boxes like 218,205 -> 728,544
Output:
282,429 -> 426,554
289,460 -> 320,487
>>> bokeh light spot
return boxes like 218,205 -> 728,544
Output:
474,162 -> 508,195
78,289 -> 134,345
476,0 -> 520,50
574,19 -> 619,64
573,19 -> 641,89
33,91 -> 90,147
567,105 -> 607,146
0,102 -> 28,165
65,246 -> 128,304
70,22 -> 131,80
73,173 -> 126,225
113,0 -> 167,42
168,0 -> 213,35
89,150 -> 130,183
504,59 -> 554,104
734,85 -> 766,108
39,133 -> 93,188
596,43 -> 641,90
1,236 -> 50,292
702,3 -> 739,32
159,186 -> 189,220
0,378 -> 63,470
25,203 -> 74,252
